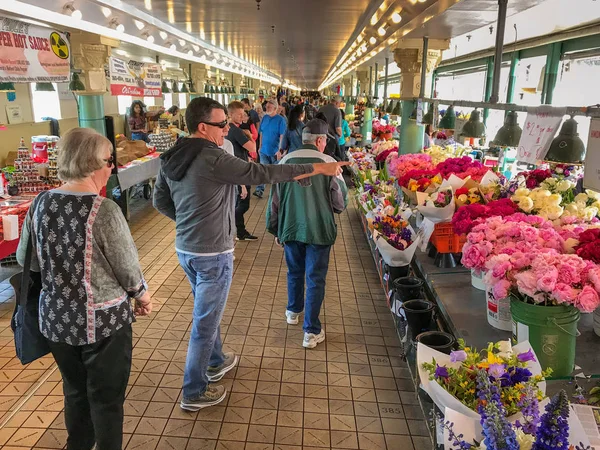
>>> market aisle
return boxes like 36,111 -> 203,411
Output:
0,191 -> 429,450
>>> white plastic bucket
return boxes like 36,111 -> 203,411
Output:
471,269 -> 486,291
485,284 -> 512,331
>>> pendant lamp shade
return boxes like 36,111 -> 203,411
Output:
461,109 -> 486,138
391,101 -> 401,116
0,82 -> 16,92
161,81 -> 171,93
386,100 -> 394,114
492,111 -> 522,147
545,116 -> 586,164
69,73 -> 86,91
171,81 -> 180,93
438,106 -> 456,130
204,83 -> 210,94
180,81 -> 190,93
421,104 -> 436,125
35,82 -> 55,92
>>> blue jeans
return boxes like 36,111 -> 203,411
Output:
177,252 -> 233,399
284,242 -> 331,334
255,153 -> 278,194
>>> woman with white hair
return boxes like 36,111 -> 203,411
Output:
17,127 -> 152,450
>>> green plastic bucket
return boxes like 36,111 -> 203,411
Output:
511,298 -> 580,378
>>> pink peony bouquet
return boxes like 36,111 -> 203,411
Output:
461,214 -> 564,273
435,156 -> 489,182
485,251 -> 600,313
388,153 -> 434,180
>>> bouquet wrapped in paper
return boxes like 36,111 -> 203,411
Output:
371,214 -> 420,267
417,186 -> 456,224
398,169 -> 442,205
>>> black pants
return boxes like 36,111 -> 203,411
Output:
48,325 -> 132,450
235,185 -> 251,237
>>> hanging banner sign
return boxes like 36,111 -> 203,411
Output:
583,118 -> 600,192
516,106 -> 565,164
0,16 -> 70,83
109,57 -> 162,97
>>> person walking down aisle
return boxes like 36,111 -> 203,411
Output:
254,98 -> 287,198
319,95 -> 343,139
17,128 -> 152,450
153,97 -> 349,411
280,104 -> 305,156
339,109 -> 352,150
227,101 -> 258,241
267,119 -> 348,349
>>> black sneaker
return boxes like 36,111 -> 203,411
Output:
237,233 -> 258,241
253,191 -> 263,199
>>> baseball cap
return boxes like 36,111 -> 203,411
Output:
304,118 -> 328,135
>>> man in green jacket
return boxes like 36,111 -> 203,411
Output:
267,119 -> 348,348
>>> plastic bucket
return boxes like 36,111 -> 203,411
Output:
471,269 -> 486,291
393,277 -> 424,302
511,298 -> 580,378
402,299 -> 434,337
416,331 -> 456,355
485,285 -> 512,331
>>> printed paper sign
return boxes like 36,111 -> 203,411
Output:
109,57 -> 162,97
516,106 -> 565,164
583,118 -> 600,192
0,16 -> 70,82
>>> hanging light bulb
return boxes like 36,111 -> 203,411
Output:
159,31 -> 168,40
187,49 -> 193,56
108,18 -> 125,33
134,20 -> 145,30
142,32 -> 154,43
370,12 -> 378,25
179,39 -> 186,47
63,2 -> 82,20
192,44 -> 200,52
167,42 -> 176,51
369,36 -> 377,45
378,26 -> 386,36
101,7 -> 112,17
392,12 -> 402,23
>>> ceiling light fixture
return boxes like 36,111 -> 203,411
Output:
378,26 -> 386,36
142,31 -> 154,43
108,18 -> 125,33
101,6 -> 112,17
392,12 -> 402,23
369,36 -> 377,45
159,31 -> 168,40
134,20 -> 145,30
357,35 -> 364,43
370,13 -> 378,25
179,39 -> 186,47
63,2 -> 82,20
192,44 -> 200,52
370,50 -> 377,56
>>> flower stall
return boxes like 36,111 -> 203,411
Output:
347,141 -> 600,449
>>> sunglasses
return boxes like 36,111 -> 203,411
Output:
104,156 -> 115,168
201,120 -> 229,129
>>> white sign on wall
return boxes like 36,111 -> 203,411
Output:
516,106 -> 565,164
583,118 -> 600,192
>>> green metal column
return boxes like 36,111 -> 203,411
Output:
382,58 -> 389,111
506,51 -> 520,105
430,69 -> 437,99
361,107 -> 373,145
78,95 -> 106,136
541,42 -> 562,105
483,56 -> 494,124
400,100 -> 423,154
374,63 -> 379,99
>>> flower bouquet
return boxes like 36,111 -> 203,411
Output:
424,145 -> 456,165
398,169 -> 442,205
519,168 -> 553,189
442,373 -> 592,450
371,140 -> 399,162
418,340 -> 546,420
562,190 -> 600,222
371,214 -> 420,267
573,228 -> 600,263
511,188 -> 565,220
387,153 -> 434,180
455,186 -> 484,207
436,156 -> 491,183
417,187 -> 456,224
451,199 -> 520,235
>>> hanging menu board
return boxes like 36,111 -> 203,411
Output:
109,57 -> 162,97
516,106 -> 565,164
0,16 -> 70,82
583,118 -> 600,192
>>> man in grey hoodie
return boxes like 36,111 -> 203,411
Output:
153,97 -> 348,411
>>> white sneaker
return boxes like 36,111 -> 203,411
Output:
285,310 -> 299,325
303,330 -> 325,349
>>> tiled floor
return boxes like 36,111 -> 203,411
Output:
0,190 -> 429,450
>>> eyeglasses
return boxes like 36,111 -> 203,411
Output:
201,120 -> 229,129
104,156 -> 115,168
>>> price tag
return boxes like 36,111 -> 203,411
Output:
583,118 -> 600,192
516,106 -> 565,164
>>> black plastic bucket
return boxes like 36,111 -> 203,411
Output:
402,299 -> 434,336
416,331 -> 456,354
393,277 -> 424,302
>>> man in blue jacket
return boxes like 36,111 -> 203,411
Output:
266,119 -> 348,349
254,98 -> 287,198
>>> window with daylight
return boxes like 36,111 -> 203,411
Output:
143,96 -> 156,107
164,93 -> 173,109
30,83 -> 61,122
118,95 -> 132,115
178,89 -> 188,109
